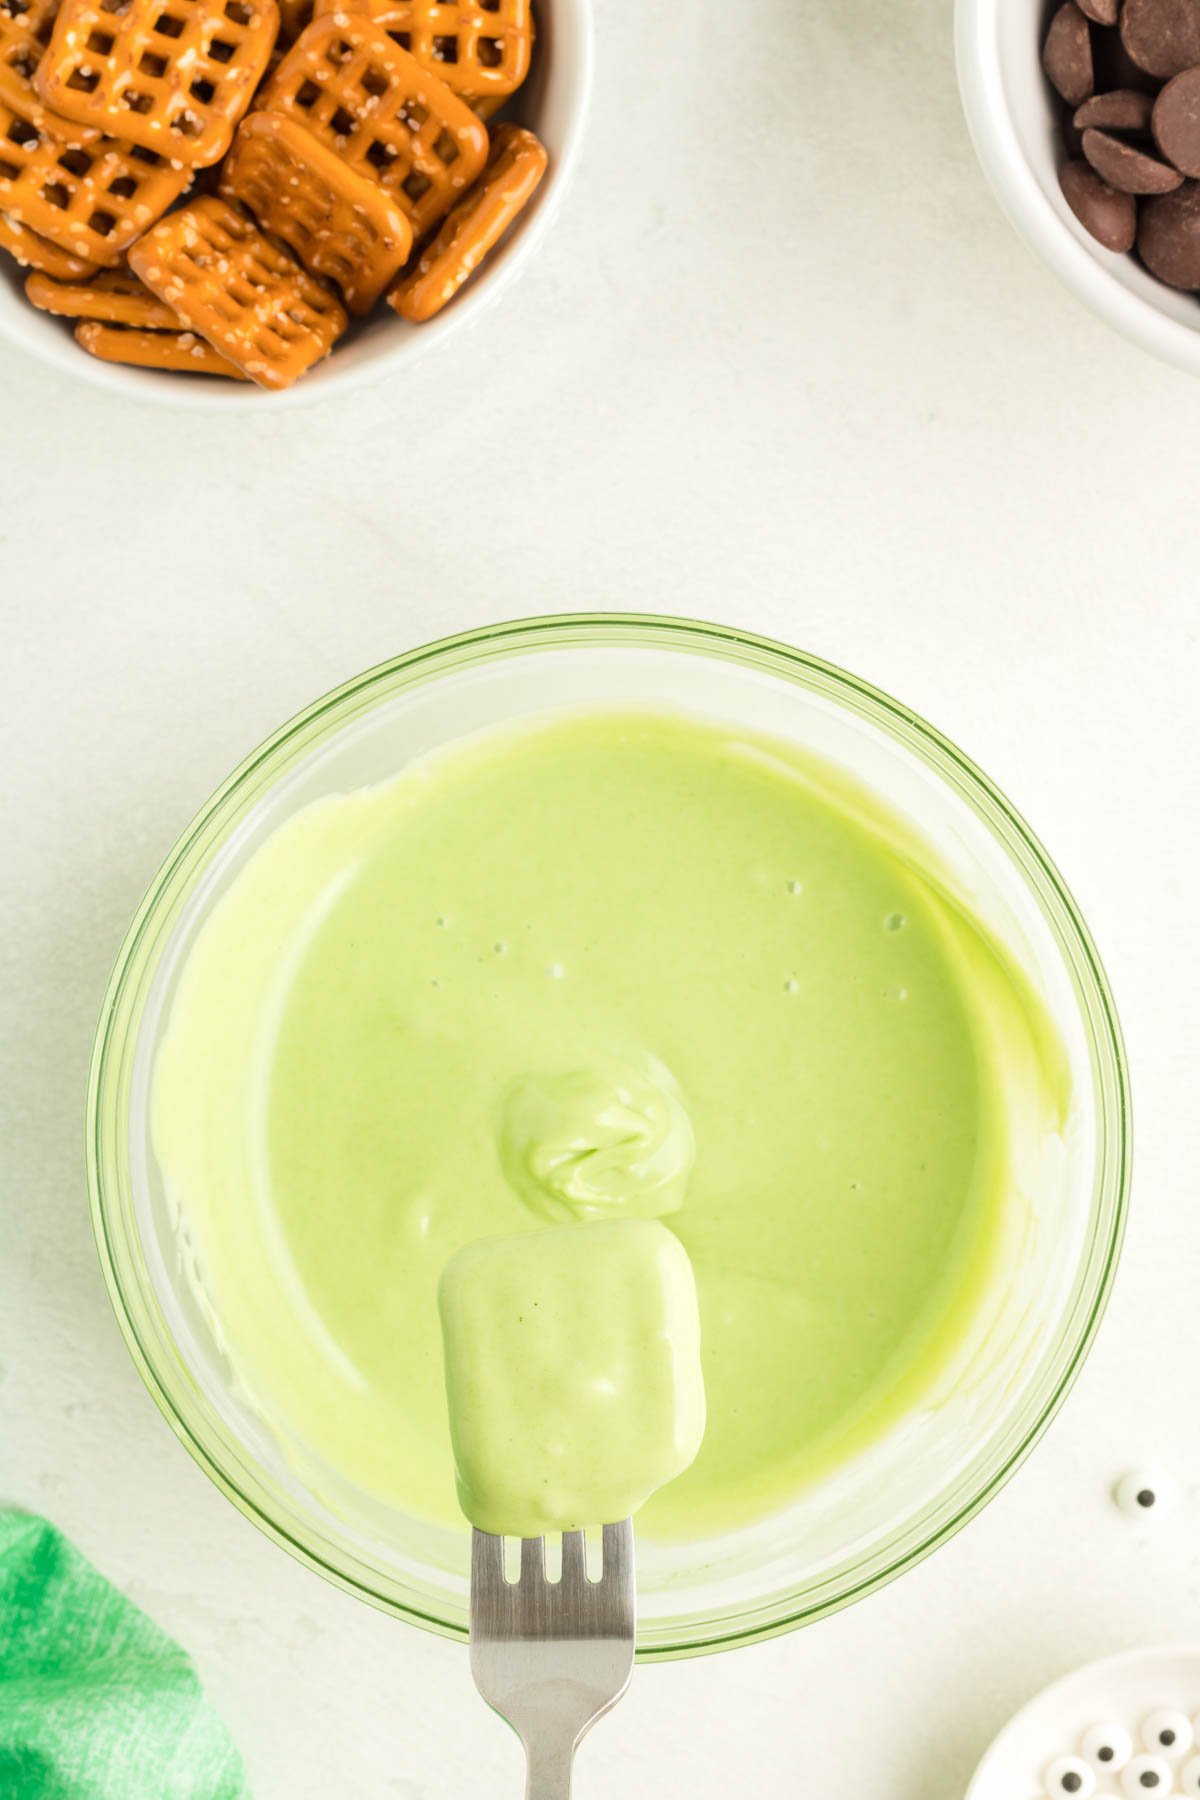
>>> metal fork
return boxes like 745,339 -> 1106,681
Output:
469,1520 -> 637,1799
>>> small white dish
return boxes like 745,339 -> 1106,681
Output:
967,1645 -> 1200,1800
0,0 -> 593,410
956,0 -> 1200,374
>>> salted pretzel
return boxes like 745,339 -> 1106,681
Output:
37,0 -> 279,167
259,13 -> 487,235
25,261 -> 178,322
221,108 -> 411,312
0,205 -> 98,271
312,0 -> 532,99
129,192 -> 346,385
0,93 -> 191,262
0,0 -> 99,141
390,120 -> 543,322
75,317 -> 247,372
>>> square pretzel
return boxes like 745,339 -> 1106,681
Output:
221,108 -> 411,312
37,0 -> 279,167
0,92 -> 190,261
0,204 -> 98,270
25,260 -> 179,320
313,0 -> 532,98
0,0 -> 99,139
129,192 -> 346,386
259,12 -> 486,235
390,120 -> 543,320
75,317 -> 246,373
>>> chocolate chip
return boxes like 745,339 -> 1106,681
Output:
1139,177 -> 1200,281
1153,64 -> 1200,173
1078,0 -> 1119,20
1122,0 -> 1200,79
1045,2 -> 1096,105
1060,157 -> 1139,248
1083,125 -> 1185,188
1075,88 -> 1156,131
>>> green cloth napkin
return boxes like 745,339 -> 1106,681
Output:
0,1511 -> 250,1800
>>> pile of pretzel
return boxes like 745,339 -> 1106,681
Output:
0,0 -> 548,386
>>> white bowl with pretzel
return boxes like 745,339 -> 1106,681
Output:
0,0 -> 593,408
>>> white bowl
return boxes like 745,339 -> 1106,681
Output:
966,1644 -> 1200,1800
0,0 -> 593,410
957,0 -> 1200,373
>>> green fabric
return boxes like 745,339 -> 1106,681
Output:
0,1511 -> 249,1800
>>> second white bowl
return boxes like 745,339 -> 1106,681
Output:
957,0 -> 1200,374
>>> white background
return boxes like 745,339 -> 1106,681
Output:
3,0 -> 1200,1794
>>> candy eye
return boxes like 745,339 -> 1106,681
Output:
1142,1711 -> 1193,1757
1114,1469 -> 1173,1516
1179,1755 -> 1200,1797
1044,1755 -> 1096,1798
1121,1753 -> 1172,1796
1081,1723 -> 1133,1772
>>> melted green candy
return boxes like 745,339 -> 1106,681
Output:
152,708 -> 1067,1540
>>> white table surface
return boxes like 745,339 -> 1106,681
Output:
3,0 -> 1200,1794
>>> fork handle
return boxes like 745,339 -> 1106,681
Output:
524,1740 -> 574,1799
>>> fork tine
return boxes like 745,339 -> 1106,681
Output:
472,1529 -> 505,1588
520,1536 -> 544,1582
560,1529 -> 586,1587
601,1519 -> 634,1584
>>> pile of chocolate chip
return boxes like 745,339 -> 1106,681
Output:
1043,0 -> 1200,291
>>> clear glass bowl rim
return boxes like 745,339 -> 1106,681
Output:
86,612 -> 1131,1660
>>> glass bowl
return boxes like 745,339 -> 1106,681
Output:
87,614 -> 1130,1659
